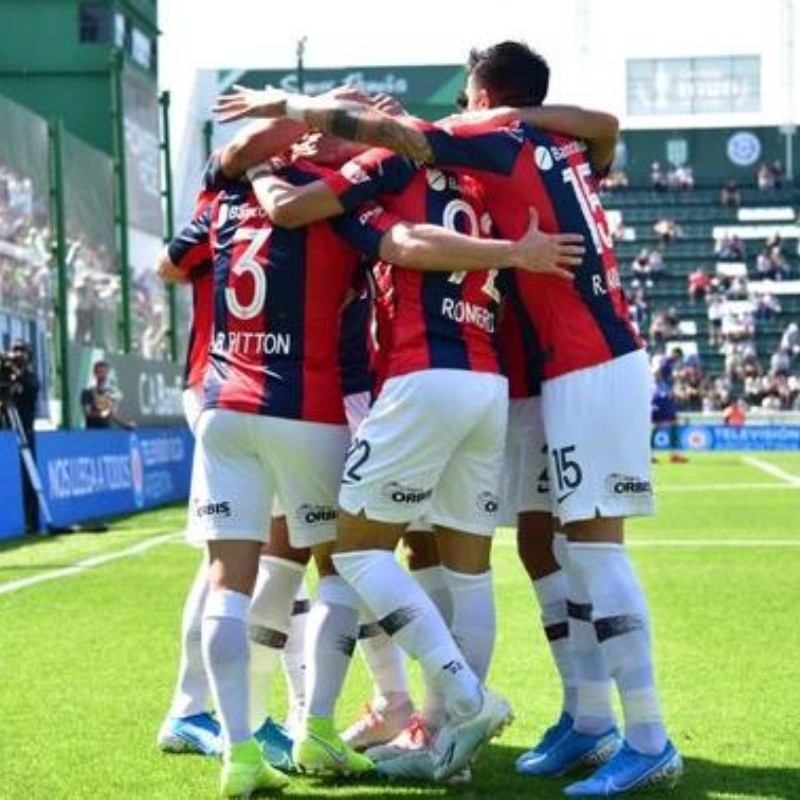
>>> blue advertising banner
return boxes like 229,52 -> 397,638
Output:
0,431 -> 25,540
35,427 -> 193,528
666,424 -> 800,452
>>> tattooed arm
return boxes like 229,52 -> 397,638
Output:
214,85 -> 434,163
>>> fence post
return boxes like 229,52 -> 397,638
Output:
48,119 -> 72,430
159,90 -> 178,362
109,48 -> 132,353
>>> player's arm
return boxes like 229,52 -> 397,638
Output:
220,118 -> 309,178
214,85 -> 434,164
248,169 -> 345,228
511,105 -> 619,173
156,248 -> 190,284
379,211 -> 581,278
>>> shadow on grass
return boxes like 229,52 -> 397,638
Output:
282,745 -> 800,799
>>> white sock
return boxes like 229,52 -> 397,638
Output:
532,568 -> 578,719
358,609 -> 411,707
248,556 -> 305,731
569,542 -> 668,755
413,565 -> 453,624
564,545 -> 615,735
443,568 -> 495,682
305,575 -> 360,719
168,558 -> 211,718
202,589 -> 251,745
283,582 -> 310,725
333,549 -> 482,720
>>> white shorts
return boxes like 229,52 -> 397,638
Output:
344,390 -> 371,436
339,370 -> 508,536
187,409 -> 350,548
542,349 -> 655,524
182,386 -> 204,434
501,396 -> 551,523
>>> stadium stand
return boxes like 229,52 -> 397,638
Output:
602,183 -> 800,411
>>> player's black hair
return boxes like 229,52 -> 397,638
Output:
467,41 -> 550,107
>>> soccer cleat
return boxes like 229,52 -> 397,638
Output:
517,725 -> 621,777
563,739 -> 683,796
220,738 -> 290,797
253,717 -> 295,772
293,716 -> 374,775
366,713 -> 431,763
431,688 -> 513,782
283,704 -> 304,741
157,711 -> 221,756
343,698 -> 414,751
515,711 -> 574,771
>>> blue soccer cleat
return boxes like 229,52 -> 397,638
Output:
515,711 -> 574,771
563,739 -> 683,796
157,711 -> 221,756
517,725 -> 621,777
254,717 -> 296,772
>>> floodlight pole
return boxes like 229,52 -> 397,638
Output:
296,36 -> 308,94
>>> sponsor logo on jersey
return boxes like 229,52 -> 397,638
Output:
341,161 -> 370,185
296,504 -> 337,525
476,491 -> 499,514
441,298 -> 495,332
228,204 -> 269,222
194,499 -> 232,518
605,474 -> 652,495
382,481 -> 433,504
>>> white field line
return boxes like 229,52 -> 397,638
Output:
657,481 -> 791,492
0,533 -> 179,597
741,456 -> 800,488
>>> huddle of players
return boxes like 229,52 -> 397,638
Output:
158,40 -> 683,799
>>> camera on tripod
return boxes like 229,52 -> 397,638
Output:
0,350 -> 23,405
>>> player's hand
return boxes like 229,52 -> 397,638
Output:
370,93 -> 406,116
213,85 -> 291,123
514,209 -> 584,279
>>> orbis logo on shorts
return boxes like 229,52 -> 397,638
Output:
605,474 -> 652,495
476,491 -> 499,514
382,482 -> 433,504
296,504 -> 337,525
195,500 -> 232,518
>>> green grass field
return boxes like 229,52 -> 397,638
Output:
1,452 -> 799,799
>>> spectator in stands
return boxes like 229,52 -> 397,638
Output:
651,161 -> 668,192
653,217 -> 682,244
707,294 -> 724,346
599,168 -> 628,192
722,398 -> 747,426
627,285 -> 649,333
766,246 -> 790,281
757,163 -> 777,191
780,321 -> 800,357
715,234 -> 746,261
720,180 -> 741,208
648,248 -> 667,282
631,247 -> 653,286
670,164 -> 694,191
770,159 -> 784,189
753,291 -> 782,320
687,267 -> 711,303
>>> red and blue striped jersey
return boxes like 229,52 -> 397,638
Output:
424,119 -> 643,382
167,190 -> 215,390
339,282 -> 373,398
206,159 -> 397,424
497,290 -> 543,399
324,148 -> 503,379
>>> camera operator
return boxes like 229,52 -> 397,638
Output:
0,340 -> 41,532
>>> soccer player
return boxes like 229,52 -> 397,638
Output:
221,144 -> 531,783
213,47 -> 682,795
154,150 -> 306,770
190,117 -> 583,796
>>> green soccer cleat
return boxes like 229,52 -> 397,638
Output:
293,716 -> 374,776
220,738 -> 290,798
